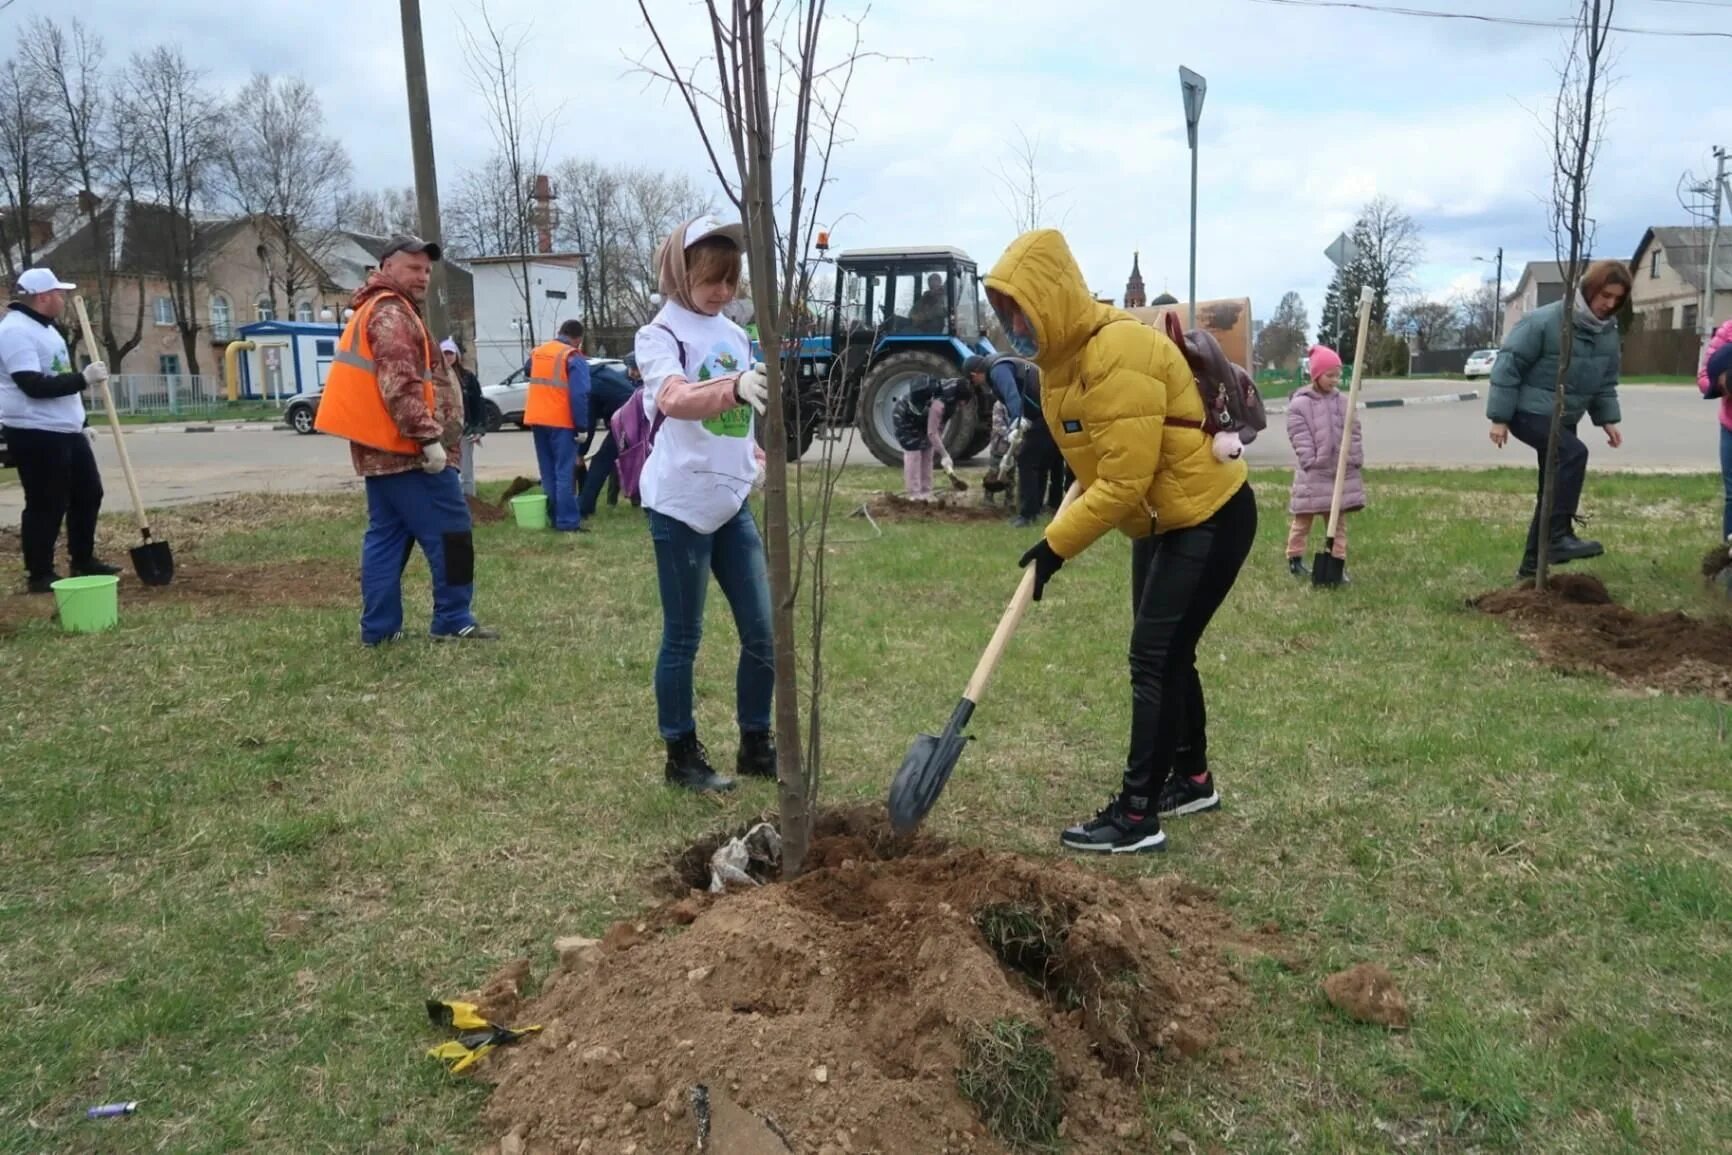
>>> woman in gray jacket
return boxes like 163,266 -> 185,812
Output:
1486,259 -> 1632,579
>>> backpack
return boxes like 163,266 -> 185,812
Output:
610,389 -> 663,503
1160,312 -> 1267,460
612,322 -> 687,503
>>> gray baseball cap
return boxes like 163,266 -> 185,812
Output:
379,234 -> 443,262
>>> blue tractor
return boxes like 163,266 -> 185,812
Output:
766,245 -> 999,467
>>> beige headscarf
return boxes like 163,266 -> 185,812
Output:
655,216 -> 747,314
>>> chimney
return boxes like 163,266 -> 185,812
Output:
533,174 -> 555,255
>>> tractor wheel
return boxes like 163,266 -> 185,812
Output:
756,397 -> 821,462
856,351 -> 979,469
960,382 -> 994,462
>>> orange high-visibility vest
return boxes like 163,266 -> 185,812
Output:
314,292 -> 437,454
524,340 -> 576,429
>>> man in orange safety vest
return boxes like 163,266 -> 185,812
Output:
316,234 -> 498,644
524,319 -> 592,532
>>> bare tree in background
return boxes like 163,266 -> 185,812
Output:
1534,0 -> 1615,589
1355,195 -> 1423,332
554,157 -> 617,329
995,126 -> 1066,234
461,0 -> 557,346
220,73 -> 352,321
336,186 -> 420,237
0,53 -> 57,280
1393,298 -> 1459,353
1453,279 -> 1500,349
22,17 -> 145,368
119,46 -> 220,375
612,165 -> 715,323
638,0 -> 874,876
1254,290 -> 1309,371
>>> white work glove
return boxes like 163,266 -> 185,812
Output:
734,361 -> 768,415
84,426 -> 98,445
82,361 -> 109,387
1015,418 -> 1032,437
940,451 -> 956,474
421,441 -> 448,474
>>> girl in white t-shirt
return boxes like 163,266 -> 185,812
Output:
633,217 -> 774,795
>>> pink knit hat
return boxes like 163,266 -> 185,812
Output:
1308,345 -> 1343,383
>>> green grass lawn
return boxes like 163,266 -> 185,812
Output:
113,402 -> 284,426
2,468 -> 1729,1153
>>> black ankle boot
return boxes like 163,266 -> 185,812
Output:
736,730 -> 777,779
665,732 -> 735,794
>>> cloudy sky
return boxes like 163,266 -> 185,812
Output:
9,0 -> 1730,332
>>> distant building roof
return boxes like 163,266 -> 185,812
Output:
1151,291 -> 1179,306
1634,226 -> 1732,293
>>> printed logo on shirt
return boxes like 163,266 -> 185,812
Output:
696,345 -> 752,439
50,353 -> 69,374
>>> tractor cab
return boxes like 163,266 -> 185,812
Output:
830,247 -> 996,465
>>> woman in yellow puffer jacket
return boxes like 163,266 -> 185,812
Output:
985,229 -> 1256,855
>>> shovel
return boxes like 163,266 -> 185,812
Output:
889,480 -> 1082,834
72,297 -> 174,586
1313,287 -> 1375,589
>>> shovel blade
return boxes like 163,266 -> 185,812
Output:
131,540 -> 174,587
886,699 -> 976,835
1311,549 -> 1345,588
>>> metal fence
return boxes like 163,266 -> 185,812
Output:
102,374 -> 279,422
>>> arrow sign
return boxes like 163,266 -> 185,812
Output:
1325,233 -> 1361,269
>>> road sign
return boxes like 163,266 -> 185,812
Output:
1325,233 -> 1361,269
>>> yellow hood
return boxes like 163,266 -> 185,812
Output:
983,229 -> 1118,370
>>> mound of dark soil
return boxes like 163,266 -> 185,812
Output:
1473,573 -> 1732,700
482,811 -> 1270,1154
864,494 -> 1008,525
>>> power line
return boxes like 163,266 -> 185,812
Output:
1246,0 -> 1732,38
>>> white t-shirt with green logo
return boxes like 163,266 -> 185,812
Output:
0,306 -> 85,434
635,303 -> 757,534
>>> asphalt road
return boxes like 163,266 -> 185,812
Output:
2,380 -> 1721,519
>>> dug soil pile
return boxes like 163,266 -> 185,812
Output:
482,811 -> 1268,1154
1473,573 -> 1732,700
863,494 -> 1008,525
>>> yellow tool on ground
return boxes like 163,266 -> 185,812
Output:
425,1000 -> 542,1074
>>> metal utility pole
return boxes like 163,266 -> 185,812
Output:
1179,67 -> 1207,329
399,0 -> 449,342
1701,146 -> 1726,356
1477,247 -> 1504,345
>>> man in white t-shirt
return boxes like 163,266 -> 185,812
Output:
0,268 -> 117,592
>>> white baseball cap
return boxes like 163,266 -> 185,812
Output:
15,267 -> 76,295
439,337 -> 460,357
684,216 -> 745,249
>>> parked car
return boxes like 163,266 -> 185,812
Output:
284,389 -> 322,435
481,357 -> 627,432
1463,349 -> 1498,379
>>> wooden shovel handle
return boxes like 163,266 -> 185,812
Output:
1325,288 -> 1376,542
72,297 -> 152,538
963,479 -> 1084,705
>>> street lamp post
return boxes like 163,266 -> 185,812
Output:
1179,66 -> 1207,330
1475,247 -> 1504,346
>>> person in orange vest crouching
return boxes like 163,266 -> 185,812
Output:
316,234 -> 499,645
525,320 -> 592,533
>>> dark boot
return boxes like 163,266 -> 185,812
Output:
736,730 -> 777,779
71,558 -> 121,577
1548,515 -> 1604,565
665,731 -> 735,794
26,570 -> 62,595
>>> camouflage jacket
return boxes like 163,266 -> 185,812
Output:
348,273 -> 465,478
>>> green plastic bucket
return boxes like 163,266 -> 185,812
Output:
52,574 -> 120,634
510,493 -> 550,530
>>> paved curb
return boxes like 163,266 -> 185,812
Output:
1266,389 -> 1479,417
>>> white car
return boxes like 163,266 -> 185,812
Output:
1463,349 -> 1498,379
481,358 -> 626,431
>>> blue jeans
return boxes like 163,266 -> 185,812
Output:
532,425 -> 581,531
647,504 -> 775,740
579,433 -> 619,519
361,468 -> 476,643
1721,423 -> 1732,540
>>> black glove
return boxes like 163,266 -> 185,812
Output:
1018,539 -> 1064,602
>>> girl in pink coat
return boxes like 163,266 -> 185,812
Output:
1285,346 -> 1365,580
